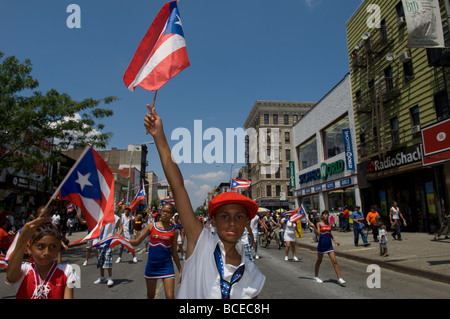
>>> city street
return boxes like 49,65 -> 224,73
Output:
1,234 -> 448,300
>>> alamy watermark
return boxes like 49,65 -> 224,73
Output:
170,120 -> 280,175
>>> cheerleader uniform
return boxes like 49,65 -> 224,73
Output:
145,223 -> 175,279
317,223 -> 334,254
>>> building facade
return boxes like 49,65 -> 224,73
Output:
292,74 -> 361,213
347,0 -> 450,232
244,101 -> 315,210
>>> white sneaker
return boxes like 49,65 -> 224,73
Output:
94,276 -> 105,284
82,260 -> 88,266
133,256 -> 138,263
293,256 -> 299,261
115,257 -> 121,263
107,277 -> 114,286
338,278 -> 346,285
254,254 -> 259,260
285,256 -> 289,261
314,277 -> 323,283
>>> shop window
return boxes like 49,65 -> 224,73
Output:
297,136 -> 318,170
322,117 -> 349,160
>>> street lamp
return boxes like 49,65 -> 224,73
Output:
126,141 -> 154,205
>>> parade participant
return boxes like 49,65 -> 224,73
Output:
366,205 -> 380,242
130,203 -> 182,299
281,217 -> 300,261
94,214 -> 122,287
309,210 -> 345,285
116,208 -> 137,263
6,218 -> 78,299
144,105 -> 265,299
173,213 -> 185,260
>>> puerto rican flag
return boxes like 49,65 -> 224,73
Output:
0,254 -> 7,269
231,179 -> 251,190
123,1 -> 190,92
117,197 -> 125,207
55,146 -> 115,245
288,205 -> 307,223
127,183 -> 146,212
89,235 -> 135,255
66,202 -> 76,213
161,197 -> 175,206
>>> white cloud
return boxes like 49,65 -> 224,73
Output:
190,170 -> 228,181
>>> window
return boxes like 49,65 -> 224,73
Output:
384,66 -> 393,91
275,169 -> 280,179
390,117 -> 400,145
266,185 -> 272,197
285,132 -> 290,143
355,90 -> 362,104
264,114 -> 269,124
284,115 -> 289,125
276,185 -> 281,197
285,149 -> 291,161
323,117 -> 349,159
410,105 -> 420,126
293,115 -> 298,123
273,114 -> 278,125
380,19 -> 388,42
434,90 -> 450,121
297,136 -> 317,170
396,1 -> 405,18
403,60 -> 414,82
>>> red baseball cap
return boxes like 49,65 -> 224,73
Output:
208,192 -> 258,220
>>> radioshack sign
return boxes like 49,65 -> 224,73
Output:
366,145 -> 422,173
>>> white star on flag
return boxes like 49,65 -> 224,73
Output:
75,171 -> 93,191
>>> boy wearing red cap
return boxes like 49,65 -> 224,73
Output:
145,106 -> 265,299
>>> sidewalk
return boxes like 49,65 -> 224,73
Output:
295,228 -> 450,284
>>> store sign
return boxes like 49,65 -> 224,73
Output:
320,160 -> 345,180
402,0 -> 445,48
368,146 -> 422,172
421,118 -> 450,156
342,129 -> 355,171
299,159 -> 345,185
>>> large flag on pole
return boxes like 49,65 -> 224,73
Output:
231,179 -> 251,190
123,1 -> 190,92
127,182 -> 146,212
54,146 -> 115,245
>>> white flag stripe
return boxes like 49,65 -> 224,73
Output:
128,34 -> 187,91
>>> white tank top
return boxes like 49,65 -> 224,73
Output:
391,207 -> 399,220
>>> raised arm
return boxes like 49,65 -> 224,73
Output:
144,105 -> 203,256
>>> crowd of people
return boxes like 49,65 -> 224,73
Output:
1,105 -> 449,299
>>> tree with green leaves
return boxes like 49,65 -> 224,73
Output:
0,52 -> 117,176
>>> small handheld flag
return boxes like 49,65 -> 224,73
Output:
231,179 -> 251,190
288,205 -> 307,223
127,183 -> 146,212
90,235 -> 135,255
124,1 -> 190,92
161,197 -> 175,206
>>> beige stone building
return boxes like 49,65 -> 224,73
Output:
243,101 -> 314,210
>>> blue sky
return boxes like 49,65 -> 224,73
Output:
1,0 -> 363,209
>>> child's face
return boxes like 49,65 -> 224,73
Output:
28,235 -> 61,267
160,205 -> 174,223
212,204 -> 249,244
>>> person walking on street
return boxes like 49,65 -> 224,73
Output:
281,217 -> 300,261
390,202 -> 407,241
350,206 -> 370,247
366,205 -> 380,243
309,210 -> 345,285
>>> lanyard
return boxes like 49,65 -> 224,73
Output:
31,262 -> 57,299
213,244 -> 245,299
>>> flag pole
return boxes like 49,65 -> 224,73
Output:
152,90 -> 158,108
